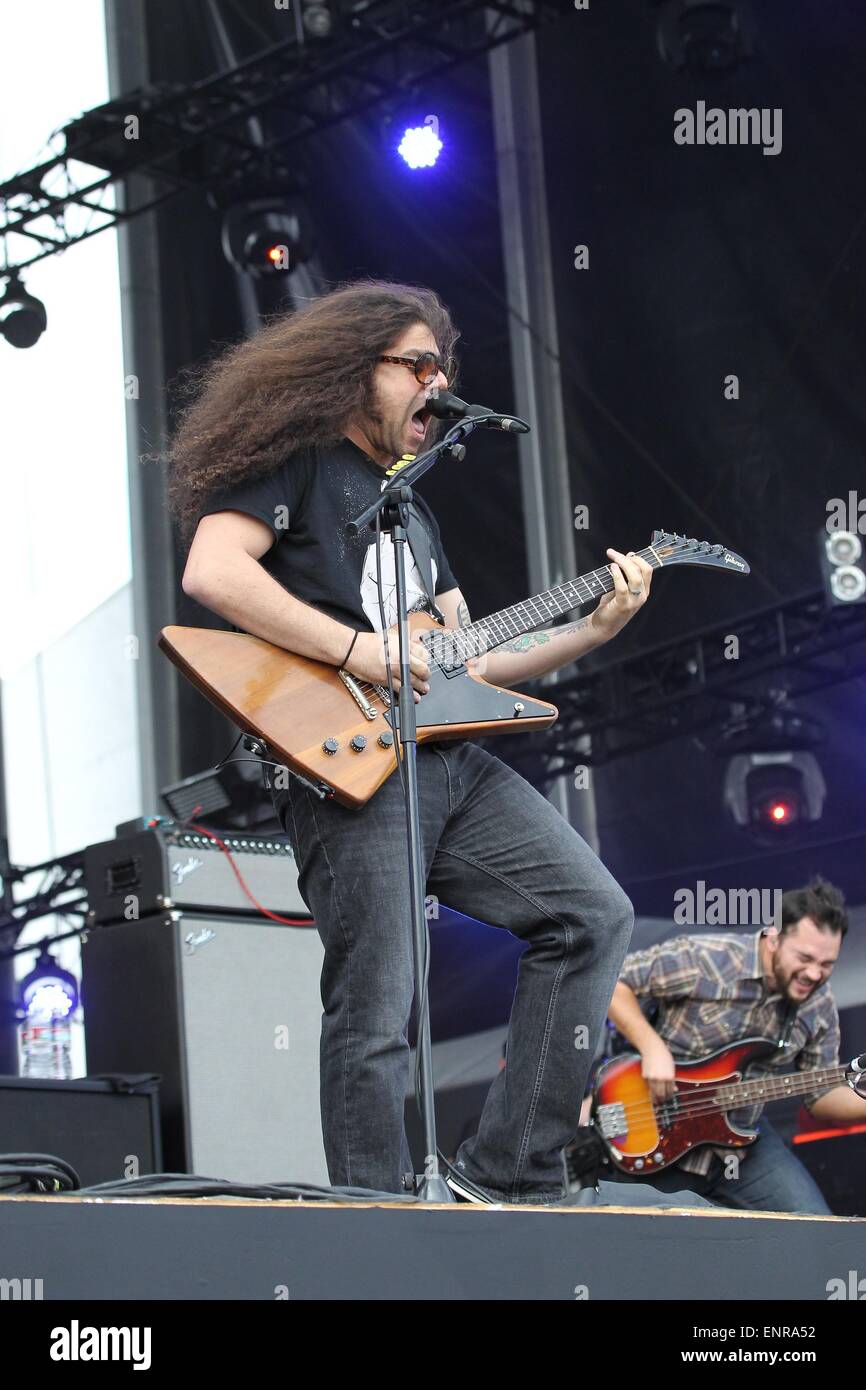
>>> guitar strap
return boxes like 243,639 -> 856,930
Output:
778,1000 -> 799,1048
405,506 -> 443,620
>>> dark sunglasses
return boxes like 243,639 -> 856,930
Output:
378,351 -> 454,387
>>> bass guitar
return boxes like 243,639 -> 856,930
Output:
160,530 -> 749,809
592,1038 -> 866,1173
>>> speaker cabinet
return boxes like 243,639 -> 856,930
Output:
81,910 -> 327,1186
0,1075 -> 162,1187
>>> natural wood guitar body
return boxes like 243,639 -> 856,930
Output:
159,610 -> 558,808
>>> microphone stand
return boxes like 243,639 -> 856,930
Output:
346,415 -> 491,1203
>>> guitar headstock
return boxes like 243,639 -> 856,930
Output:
649,530 -> 750,575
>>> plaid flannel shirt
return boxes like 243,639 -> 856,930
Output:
617,930 -> 840,1176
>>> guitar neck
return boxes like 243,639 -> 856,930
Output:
713,1064 -> 847,1111
441,545 -> 662,661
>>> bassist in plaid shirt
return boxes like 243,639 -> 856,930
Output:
605,878 -> 866,1214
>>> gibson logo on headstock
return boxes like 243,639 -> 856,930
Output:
724,552 -> 746,569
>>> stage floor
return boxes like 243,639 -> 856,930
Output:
1,1193 -> 864,1300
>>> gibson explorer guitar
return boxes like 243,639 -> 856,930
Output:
160,530 -> 749,809
593,1039 -> 866,1174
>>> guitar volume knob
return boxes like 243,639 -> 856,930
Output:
350,735 -> 368,753
322,737 -> 339,755
377,731 -> 394,748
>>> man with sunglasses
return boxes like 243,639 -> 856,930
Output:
177,280 -> 656,1205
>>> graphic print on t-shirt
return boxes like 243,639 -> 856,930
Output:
359,531 -> 439,631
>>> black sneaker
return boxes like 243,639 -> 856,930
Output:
445,1171 -> 497,1204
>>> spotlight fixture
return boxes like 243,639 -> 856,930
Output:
723,751 -> 826,843
819,527 -> 866,605
657,0 -> 756,74
220,198 -> 312,278
397,124 -> 444,170
301,1 -> 334,38
18,945 -> 79,1021
0,272 -> 47,348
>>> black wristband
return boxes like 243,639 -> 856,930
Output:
341,630 -> 359,668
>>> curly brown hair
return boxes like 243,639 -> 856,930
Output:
167,278 -> 460,540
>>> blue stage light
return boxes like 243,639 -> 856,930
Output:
19,947 -> 78,1020
397,125 -> 443,169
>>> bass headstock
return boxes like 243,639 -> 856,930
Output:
649,530 -> 750,575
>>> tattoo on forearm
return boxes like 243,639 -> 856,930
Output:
497,631 -> 552,654
457,599 -> 471,628
496,617 -> 590,655
552,617 -> 592,640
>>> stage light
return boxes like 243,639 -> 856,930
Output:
724,752 -> 825,843
18,946 -> 78,1021
220,198 -> 312,278
0,272 -> 47,349
301,1 -> 333,38
657,0 -> 756,74
820,528 -> 866,604
397,125 -> 443,170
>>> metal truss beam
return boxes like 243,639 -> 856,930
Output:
506,592 -> 866,779
0,0 -> 570,275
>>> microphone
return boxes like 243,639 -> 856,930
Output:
426,389 -> 530,433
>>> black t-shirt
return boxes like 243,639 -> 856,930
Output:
198,437 -> 458,633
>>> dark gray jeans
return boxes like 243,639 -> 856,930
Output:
274,739 -> 634,1204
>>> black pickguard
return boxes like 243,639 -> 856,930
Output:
386,661 -> 556,732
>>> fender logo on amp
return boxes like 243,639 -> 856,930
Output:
184,927 -> 216,955
172,856 -> 204,884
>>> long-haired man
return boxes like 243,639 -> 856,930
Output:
171,279 -> 654,1203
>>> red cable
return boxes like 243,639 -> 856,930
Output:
187,811 -> 314,927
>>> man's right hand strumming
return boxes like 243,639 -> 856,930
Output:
345,627 -> 431,703
608,979 -> 677,1102
640,1038 -> 677,1102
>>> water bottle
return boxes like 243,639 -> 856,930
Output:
20,1016 -> 73,1080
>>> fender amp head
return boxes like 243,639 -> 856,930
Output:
84,826 -> 309,926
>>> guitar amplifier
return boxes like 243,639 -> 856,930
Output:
84,826 -> 310,926
81,908 -> 327,1184
0,1075 -> 163,1188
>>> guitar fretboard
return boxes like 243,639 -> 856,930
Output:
707,1064 -> 847,1110
423,545 -> 661,666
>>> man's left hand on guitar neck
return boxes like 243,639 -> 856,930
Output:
589,548 -> 655,643
435,547 -> 654,688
